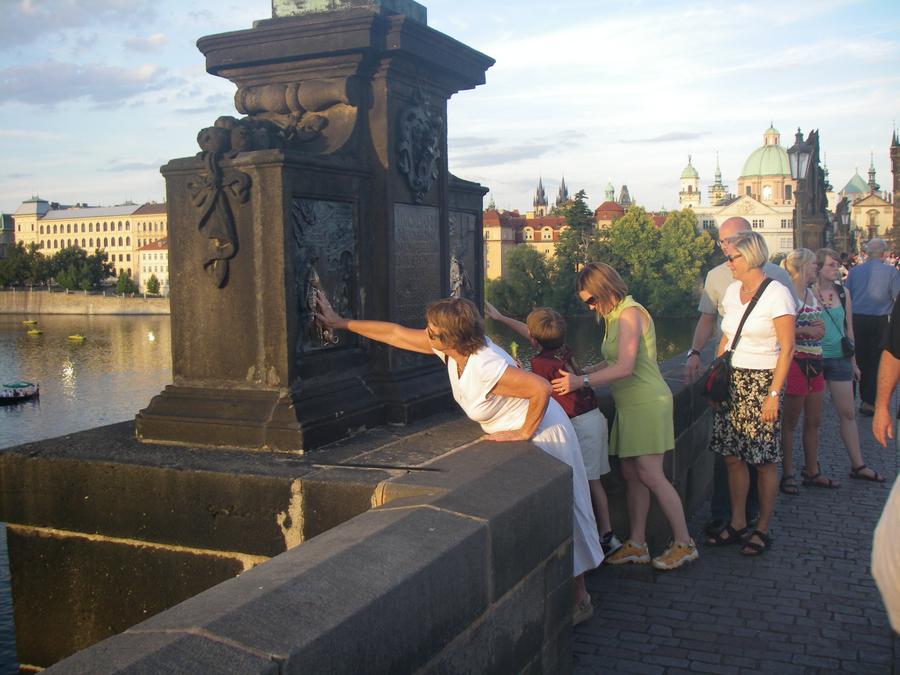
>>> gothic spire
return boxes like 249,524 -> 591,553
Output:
533,177 -> 548,208
556,175 -> 569,207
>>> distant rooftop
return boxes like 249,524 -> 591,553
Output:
41,205 -> 141,221
133,202 -> 167,215
138,237 -> 168,252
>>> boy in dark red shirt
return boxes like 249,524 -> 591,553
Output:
486,303 -> 620,555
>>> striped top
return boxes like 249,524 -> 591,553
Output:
795,288 -> 823,357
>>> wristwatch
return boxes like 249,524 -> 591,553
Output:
769,390 -> 780,398
686,348 -> 701,359
582,375 -> 590,389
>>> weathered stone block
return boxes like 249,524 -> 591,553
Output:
118,506 -> 490,673
8,527 -> 246,668
45,632 -> 278,675
420,561 -> 546,674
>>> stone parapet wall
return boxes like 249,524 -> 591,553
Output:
1,348 -> 714,672
39,435 -> 574,674
0,289 -> 169,315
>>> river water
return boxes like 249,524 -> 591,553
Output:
0,311 -> 691,670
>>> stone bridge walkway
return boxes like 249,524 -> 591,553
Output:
576,390 -> 899,674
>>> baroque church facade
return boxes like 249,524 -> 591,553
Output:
683,125 -> 798,258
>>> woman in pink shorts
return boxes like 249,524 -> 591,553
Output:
780,249 -> 838,494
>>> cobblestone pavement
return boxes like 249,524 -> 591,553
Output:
576,390 -> 899,674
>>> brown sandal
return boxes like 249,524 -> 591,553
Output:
849,464 -> 885,482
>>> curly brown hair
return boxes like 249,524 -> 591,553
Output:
425,298 -> 487,356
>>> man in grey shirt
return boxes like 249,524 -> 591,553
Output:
845,238 -> 900,415
683,217 -> 794,533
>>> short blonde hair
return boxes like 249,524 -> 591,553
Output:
527,307 -> 566,350
784,248 -> 816,282
576,262 -> 628,317
730,232 -> 768,269
425,298 -> 486,356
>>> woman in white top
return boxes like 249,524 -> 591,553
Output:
705,232 -> 796,557
314,292 -> 603,625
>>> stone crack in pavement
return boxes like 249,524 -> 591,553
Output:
576,389 -> 899,674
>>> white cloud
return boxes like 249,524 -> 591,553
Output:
124,33 -> 169,53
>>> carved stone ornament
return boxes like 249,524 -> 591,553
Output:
234,78 -> 358,154
188,117 -> 255,288
290,199 -> 356,354
396,89 -> 442,203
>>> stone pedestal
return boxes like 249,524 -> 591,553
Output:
136,6 -> 493,451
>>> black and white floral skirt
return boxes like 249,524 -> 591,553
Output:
709,367 -> 781,465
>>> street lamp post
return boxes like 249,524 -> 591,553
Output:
841,210 -> 850,255
788,128 -> 813,249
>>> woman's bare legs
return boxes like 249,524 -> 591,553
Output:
574,573 -> 588,605
800,389 -> 836,481
828,379 -> 879,477
724,455 -> 749,531
634,454 -> 691,544
619,457 -> 651,545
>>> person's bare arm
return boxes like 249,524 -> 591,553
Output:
844,287 -> 860,380
552,307 -> 641,394
484,366 -> 551,441
873,348 -> 900,447
484,301 -> 531,342
684,312 -> 716,383
315,289 -> 432,354
761,314 -> 795,424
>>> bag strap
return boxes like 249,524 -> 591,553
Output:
729,278 -> 774,352
836,283 -> 848,331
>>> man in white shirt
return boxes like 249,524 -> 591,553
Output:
683,217 -> 793,535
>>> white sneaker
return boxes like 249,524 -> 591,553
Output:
600,531 -> 623,556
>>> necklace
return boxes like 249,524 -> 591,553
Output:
740,283 -> 760,295
814,282 -> 836,307
456,356 -> 469,378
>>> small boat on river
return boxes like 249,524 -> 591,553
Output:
22,320 -> 38,326
26,329 -> 42,336
0,382 -> 39,406
68,334 -> 86,342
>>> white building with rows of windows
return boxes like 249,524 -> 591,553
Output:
138,237 -> 169,296
10,196 -> 167,283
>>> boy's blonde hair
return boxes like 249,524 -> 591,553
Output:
526,307 -> 566,350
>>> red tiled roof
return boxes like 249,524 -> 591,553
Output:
138,237 -> 168,251
133,202 -> 167,215
594,201 -> 625,217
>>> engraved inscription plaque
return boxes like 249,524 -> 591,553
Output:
449,210 -> 475,299
393,204 -> 441,327
290,198 -> 356,356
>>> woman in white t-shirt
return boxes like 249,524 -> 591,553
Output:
705,232 -> 796,557
314,292 -> 604,626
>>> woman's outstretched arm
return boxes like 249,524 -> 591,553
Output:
315,290 -> 432,354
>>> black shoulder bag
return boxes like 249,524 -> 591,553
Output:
702,278 -> 773,404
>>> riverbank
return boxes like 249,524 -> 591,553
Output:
0,290 -> 169,315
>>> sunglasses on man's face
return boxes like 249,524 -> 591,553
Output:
725,253 -> 743,262
583,296 -> 598,308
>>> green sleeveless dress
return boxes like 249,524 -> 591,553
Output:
602,296 -> 674,457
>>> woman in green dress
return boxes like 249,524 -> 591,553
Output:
552,262 -> 697,571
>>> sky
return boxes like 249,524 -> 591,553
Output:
1,0 -> 899,215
